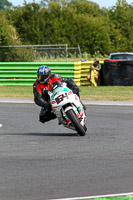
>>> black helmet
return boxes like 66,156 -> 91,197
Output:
50,81 -> 62,92
37,65 -> 51,83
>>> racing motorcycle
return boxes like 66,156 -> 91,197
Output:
48,81 -> 87,136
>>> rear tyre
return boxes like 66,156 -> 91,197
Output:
66,109 -> 86,136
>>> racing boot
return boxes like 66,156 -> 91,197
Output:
39,108 -> 56,123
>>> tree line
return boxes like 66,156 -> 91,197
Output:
0,0 -> 133,61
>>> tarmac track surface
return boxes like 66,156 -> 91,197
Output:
0,102 -> 133,200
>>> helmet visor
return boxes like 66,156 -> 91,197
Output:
38,74 -> 49,83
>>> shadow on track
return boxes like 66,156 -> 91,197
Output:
2,132 -> 78,137
29,132 -> 78,136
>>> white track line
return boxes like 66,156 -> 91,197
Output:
0,98 -> 33,103
0,98 -> 133,106
49,192 -> 133,200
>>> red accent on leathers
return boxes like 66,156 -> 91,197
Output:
33,73 -> 62,95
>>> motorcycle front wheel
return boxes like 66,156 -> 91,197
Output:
66,109 -> 86,136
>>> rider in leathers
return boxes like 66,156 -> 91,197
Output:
33,65 -> 81,123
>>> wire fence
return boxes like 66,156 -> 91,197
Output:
0,44 -> 82,62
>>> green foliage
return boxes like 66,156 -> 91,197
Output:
0,0 -> 12,10
0,0 -> 133,60
7,3 -> 42,44
0,11 -> 22,61
0,10 -> 34,61
109,0 -> 133,51
0,11 -> 19,45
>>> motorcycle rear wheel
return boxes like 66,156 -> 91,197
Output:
66,109 -> 86,136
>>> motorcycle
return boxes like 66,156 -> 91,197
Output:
48,81 -> 87,136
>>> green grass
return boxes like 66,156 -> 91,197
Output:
93,197 -> 133,200
80,86 -> 133,101
0,85 -> 33,98
0,85 -> 133,101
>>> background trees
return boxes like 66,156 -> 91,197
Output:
0,10 -> 22,61
0,0 -> 12,10
0,0 -> 133,59
109,0 -> 133,52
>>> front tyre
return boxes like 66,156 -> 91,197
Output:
66,109 -> 86,136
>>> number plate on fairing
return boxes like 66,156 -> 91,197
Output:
55,93 -> 68,104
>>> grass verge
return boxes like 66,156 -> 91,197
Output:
93,197 -> 133,200
0,85 -> 133,101
80,86 -> 133,101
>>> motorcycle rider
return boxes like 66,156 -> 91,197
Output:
33,65 -> 85,123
